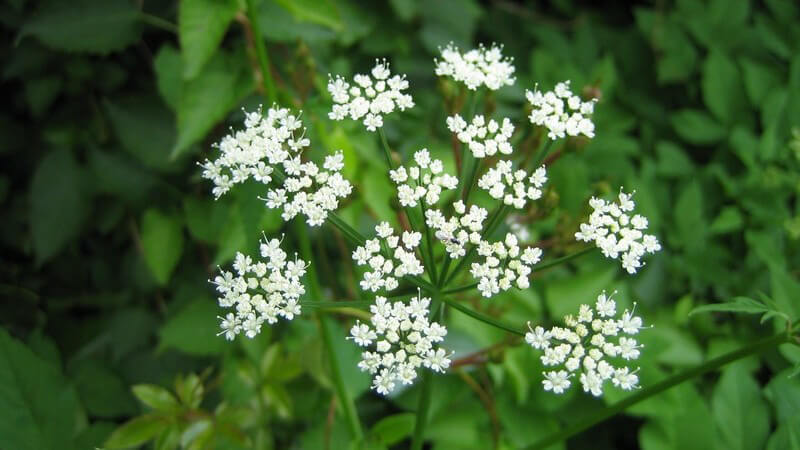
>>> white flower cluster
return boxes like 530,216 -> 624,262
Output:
426,201 -> 542,297
350,294 -> 450,395
575,190 -> 661,274
200,106 -> 300,198
471,233 -> 543,297
201,106 -> 352,227
478,161 -> 547,209
327,59 -> 414,132
526,81 -> 596,140
262,150 -> 353,227
525,291 -> 644,396
434,42 -> 516,90
352,222 -> 425,292
425,200 -> 487,259
446,114 -> 514,158
389,149 -> 458,207
213,236 -> 306,340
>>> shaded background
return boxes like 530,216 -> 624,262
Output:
1,0 -> 799,449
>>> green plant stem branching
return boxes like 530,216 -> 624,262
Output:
527,332 -> 793,449
294,221 -> 364,442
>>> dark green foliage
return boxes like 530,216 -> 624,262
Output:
1,0 -> 799,449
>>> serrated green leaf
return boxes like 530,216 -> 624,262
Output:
670,109 -> 727,145
105,414 -> 169,449
0,327 -> 82,450
172,50 -> 254,157
21,0 -> 140,54
132,384 -> 181,412
29,149 -> 90,265
140,209 -> 184,285
370,413 -> 415,446
159,300 -> 226,356
711,366 -> 770,450
179,0 -> 239,80
764,369 -> 800,422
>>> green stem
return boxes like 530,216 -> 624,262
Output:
528,332 -> 792,449
245,0 -> 277,105
378,128 -> 395,170
443,298 -> 525,336
294,221 -> 363,442
535,247 -> 597,271
138,12 -> 177,33
420,202 -> 439,285
441,283 -> 477,295
530,139 -> 554,169
302,300 -> 374,308
410,371 -> 433,450
410,289 -> 444,450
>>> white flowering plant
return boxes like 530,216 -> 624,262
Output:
190,38 -> 679,447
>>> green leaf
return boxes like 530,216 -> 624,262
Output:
140,209 -> 184,285
670,109 -> 727,145
103,96 -> 178,171
179,0 -> 239,80
105,414 -> 169,449
21,0 -> 140,54
740,58 -> 783,107
274,0 -> 343,31
370,413 -> 415,446
0,326 -> 82,450
132,384 -> 180,412
655,141 -> 694,177
702,51 -> 748,124
689,296 -> 772,316
29,149 -> 90,265
159,300 -> 226,356
172,50 -> 254,157
767,414 -> 800,450
70,359 -> 138,418
711,366 -> 770,450
674,180 -> 706,249
154,45 -> 183,111
709,206 -> 743,234
764,369 -> 800,423
545,266 -> 617,319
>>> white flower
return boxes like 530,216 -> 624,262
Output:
350,293 -> 451,395
434,42 -> 515,90
478,161 -> 547,209
426,202 -> 542,297
526,81 -> 596,140
574,189 -> 661,274
352,223 -> 425,293
201,106 -> 352,227
447,114 -> 514,158
327,59 -> 414,132
389,149 -> 458,207
525,290 -> 646,397
212,235 -> 307,340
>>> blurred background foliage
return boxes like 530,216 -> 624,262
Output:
1,0 -> 799,449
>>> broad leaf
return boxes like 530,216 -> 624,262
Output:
159,300 -> 227,356
670,109 -> 727,145
21,0 -> 140,54
179,0 -> 239,79
171,50 -> 254,157
711,366 -> 770,450
29,149 -> 90,265
140,209 -> 184,285
132,384 -> 180,412
0,327 -> 82,450
369,413 -> 415,446
105,414 -> 169,449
